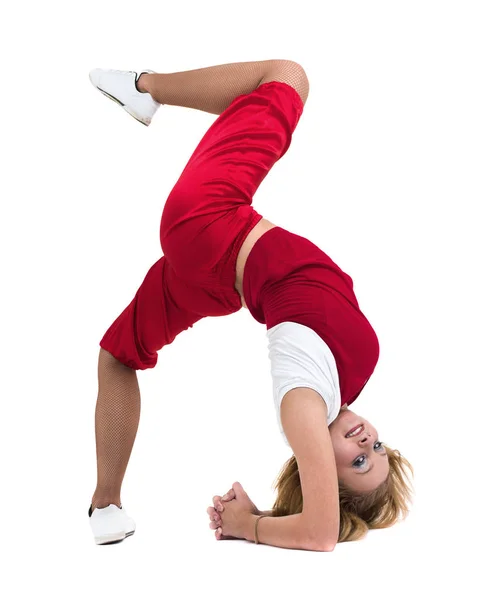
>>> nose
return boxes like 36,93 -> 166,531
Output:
358,433 -> 372,446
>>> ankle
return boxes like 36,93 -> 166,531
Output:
92,495 -> 121,511
137,73 -> 152,94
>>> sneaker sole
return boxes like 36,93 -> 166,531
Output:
97,87 -> 150,126
95,529 -> 135,545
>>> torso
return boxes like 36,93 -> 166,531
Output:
235,218 -> 277,308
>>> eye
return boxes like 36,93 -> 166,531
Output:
353,441 -> 384,469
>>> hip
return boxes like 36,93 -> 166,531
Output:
234,218 -> 277,306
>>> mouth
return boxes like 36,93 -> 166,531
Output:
345,424 -> 364,438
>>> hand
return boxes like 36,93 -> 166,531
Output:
207,482 -> 260,541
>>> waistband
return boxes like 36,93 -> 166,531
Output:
242,226 -> 359,328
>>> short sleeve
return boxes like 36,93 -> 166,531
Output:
266,321 -> 342,447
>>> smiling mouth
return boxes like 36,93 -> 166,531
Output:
345,424 -> 364,438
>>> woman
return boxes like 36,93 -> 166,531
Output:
88,59 -> 414,549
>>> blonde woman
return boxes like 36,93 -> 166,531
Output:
88,59 -> 414,549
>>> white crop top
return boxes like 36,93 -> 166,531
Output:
266,321 -> 342,448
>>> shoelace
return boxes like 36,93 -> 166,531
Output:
108,69 -> 136,75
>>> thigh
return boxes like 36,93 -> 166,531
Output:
159,81 -> 304,266
99,256 -> 204,370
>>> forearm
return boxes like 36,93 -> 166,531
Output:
243,513 -> 318,552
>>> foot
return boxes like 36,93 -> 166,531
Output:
89,68 -> 161,126
88,503 -> 136,545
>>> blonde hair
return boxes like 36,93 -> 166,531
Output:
270,444 -> 414,543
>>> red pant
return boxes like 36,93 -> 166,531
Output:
99,82 -> 304,369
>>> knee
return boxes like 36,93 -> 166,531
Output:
284,60 -> 309,82
284,61 -> 310,105
264,60 -> 310,105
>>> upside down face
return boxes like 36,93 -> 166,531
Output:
328,406 -> 389,493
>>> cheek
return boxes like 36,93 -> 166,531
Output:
331,433 -> 359,468
365,420 -> 377,438
331,435 -> 348,466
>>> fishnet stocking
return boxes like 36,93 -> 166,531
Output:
138,59 -> 309,114
91,349 -> 141,510
90,60 -> 309,512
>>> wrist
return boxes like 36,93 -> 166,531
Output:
243,513 -> 261,543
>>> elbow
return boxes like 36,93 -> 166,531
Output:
301,521 -> 338,552
320,542 -> 337,552
303,522 -> 338,552
309,541 -> 337,552
305,532 -> 338,552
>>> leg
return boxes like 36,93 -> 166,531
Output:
91,62 -> 311,509
91,348 -> 140,510
91,257 -> 203,510
157,62 -> 308,298
137,59 -> 310,114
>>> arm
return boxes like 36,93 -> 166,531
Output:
231,388 -> 338,551
242,512 -> 322,551
276,387 -> 340,551
214,389 -> 338,550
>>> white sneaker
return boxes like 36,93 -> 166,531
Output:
89,68 -> 161,126
88,503 -> 136,545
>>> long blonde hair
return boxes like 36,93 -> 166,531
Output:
270,444 -> 414,542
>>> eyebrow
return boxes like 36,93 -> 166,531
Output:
355,453 -> 388,475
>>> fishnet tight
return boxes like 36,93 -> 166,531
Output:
91,349 -> 140,510
138,59 -> 310,113
91,60 -> 309,511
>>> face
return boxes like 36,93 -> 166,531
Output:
328,405 -> 389,493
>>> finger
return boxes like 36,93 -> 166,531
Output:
212,495 -> 224,512
215,528 -> 236,541
209,520 -> 221,530
208,512 -> 221,525
207,506 -> 219,520
221,488 -> 236,502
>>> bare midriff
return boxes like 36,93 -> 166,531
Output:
234,218 -> 277,308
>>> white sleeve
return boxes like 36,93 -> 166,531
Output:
266,321 -> 342,448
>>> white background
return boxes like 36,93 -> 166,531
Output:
1,0 -> 477,598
